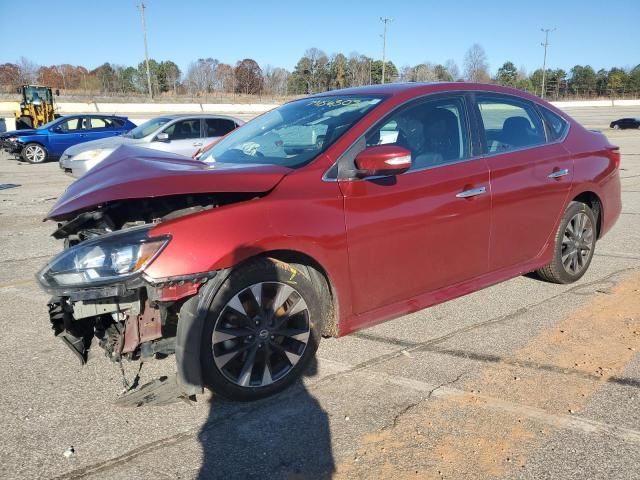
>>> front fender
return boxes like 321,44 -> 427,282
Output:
175,269 -> 229,396
145,167 -> 353,328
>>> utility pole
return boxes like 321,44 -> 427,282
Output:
540,27 -> 555,99
380,17 -> 392,84
139,1 -> 153,99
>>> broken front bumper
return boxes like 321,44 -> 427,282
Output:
46,271 -> 217,369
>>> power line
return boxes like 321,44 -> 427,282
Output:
380,17 -> 393,84
138,1 -> 153,99
540,27 -> 556,99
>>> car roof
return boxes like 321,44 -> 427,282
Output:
310,82 -> 546,104
155,114 -> 243,121
58,114 -> 130,119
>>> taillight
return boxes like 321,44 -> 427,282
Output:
607,146 -> 621,169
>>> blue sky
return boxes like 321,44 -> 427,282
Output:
1,0 -> 638,74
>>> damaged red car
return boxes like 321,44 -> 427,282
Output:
37,83 -> 621,401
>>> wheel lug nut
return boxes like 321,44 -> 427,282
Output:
270,335 -> 275,340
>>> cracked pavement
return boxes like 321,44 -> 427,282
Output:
0,108 -> 639,479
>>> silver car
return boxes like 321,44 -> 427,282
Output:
59,114 -> 244,177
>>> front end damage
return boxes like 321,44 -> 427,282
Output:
46,272 -> 212,367
38,193 -> 249,397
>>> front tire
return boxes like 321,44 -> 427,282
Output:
200,258 -> 323,401
21,143 -> 48,163
613,124 -> 620,130
536,201 -> 597,284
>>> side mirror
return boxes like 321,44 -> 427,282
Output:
354,145 -> 412,178
155,132 -> 170,142
16,87 -> 21,94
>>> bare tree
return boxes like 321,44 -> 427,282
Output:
215,63 -> 235,93
413,63 -> 438,81
463,44 -> 490,83
17,57 -> 38,84
347,52 -> 371,86
185,58 -> 218,94
263,65 -> 290,96
445,59 -> 461,81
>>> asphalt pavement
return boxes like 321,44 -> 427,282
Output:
0,108 -> 638,479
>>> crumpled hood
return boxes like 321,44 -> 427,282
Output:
63,135 -> 138,156
47,145 -> 292,220
1,128 -> 40,138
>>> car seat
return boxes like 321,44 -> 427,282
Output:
501,116 -> 532,148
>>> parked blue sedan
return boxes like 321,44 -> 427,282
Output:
0,115 -> 136,163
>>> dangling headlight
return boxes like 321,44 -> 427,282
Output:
37,226 -> 170,290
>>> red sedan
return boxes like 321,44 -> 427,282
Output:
38,83 -> 621,401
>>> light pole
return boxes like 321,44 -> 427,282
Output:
540,27 -> 556,99
380,17 -> 392,84
138,1 -> 153,99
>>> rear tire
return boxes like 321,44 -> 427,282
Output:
536,201 -> 597,284
21,143 -> 48,163
200,258 -> 323,401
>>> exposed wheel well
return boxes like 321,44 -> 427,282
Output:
248,250 -> 339,337
572,191 -> 603,238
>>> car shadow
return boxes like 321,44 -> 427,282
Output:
197,357 -> 334,479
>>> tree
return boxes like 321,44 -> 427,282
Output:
185,58 -> 218,94
290,48 -> 330,94
434,64 -> 453,81
444,59 -> 461,81
215,63 -> 235,93
628,64 -> 640,92
234,59 -> 262,95
328,53 -> 348,90
0,63 -> 20,88
347,53 -> 372,87
114,65 -> 137,93
158,61 -> 181,94
262,65 -> 290,96
607,67 -> 628,96
463,44 -> 490,82
569,65 -> 597,96
412,63 -> 438,82
371,60 -> 397,84
92,63 -> 116,92
17,57 -> 39,84
495,61 -> 518,87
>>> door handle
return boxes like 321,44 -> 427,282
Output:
548,168 -> 569,179
193,142 -> 203,147
456,186 -> 487,199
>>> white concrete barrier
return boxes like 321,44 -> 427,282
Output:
0,99 -> 637,134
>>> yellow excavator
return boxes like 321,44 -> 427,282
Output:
15,85 -> 60,129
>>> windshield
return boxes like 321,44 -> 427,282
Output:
37,117 -> 65,130
23,86 -> 52,104
123,117 -> 171,139
200,95 -> 385,168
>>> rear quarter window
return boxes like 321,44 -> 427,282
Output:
539,107 -> 569,141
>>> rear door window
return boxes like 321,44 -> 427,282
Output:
163,119 -> 202,140
204,118 -> 237,137
88,117 -> 110,129
476,95 -> 546,153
